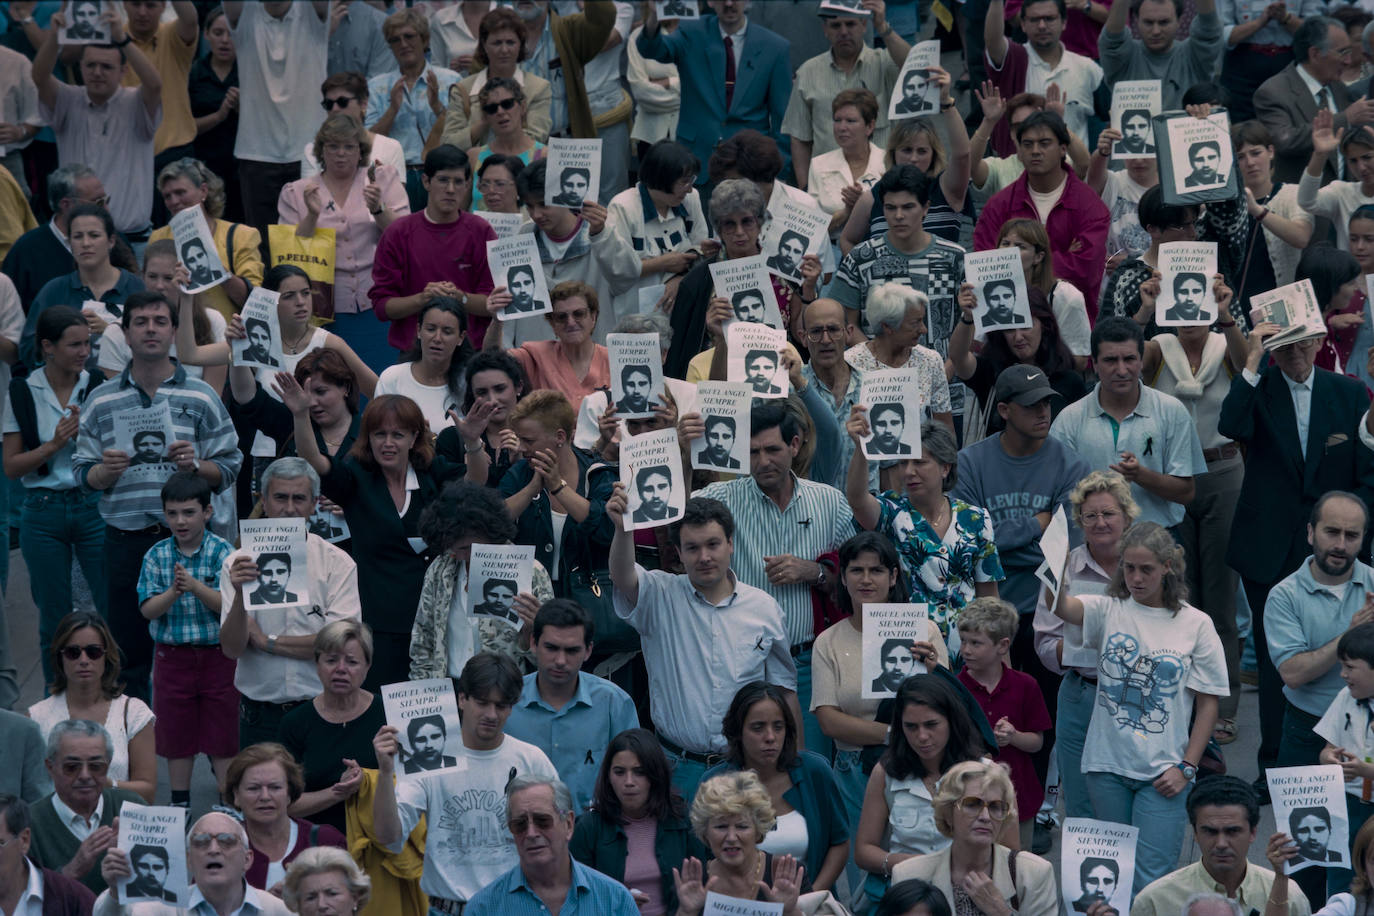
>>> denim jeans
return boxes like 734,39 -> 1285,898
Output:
662,743 -> 712,806
834,748 -> 869,895
103,523 -> 166,702
1056,671 -> 1096,820
796,649 -> 834,762
21,488 -> 107,687
1085,770 -> 1190,894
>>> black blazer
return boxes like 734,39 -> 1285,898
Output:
1218,366 -> 1374,584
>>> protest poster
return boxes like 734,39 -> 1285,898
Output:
1110,81 -> 1161,160
862,603 -> 930,699
1267,765 -> 1350,872
231,287 -> 284,371
467,544 -> 534,630
655,0 -> 700,16
608,333 -> 666,420
965,248 -> 1031,334
890,40 -> 942,120
858,368 -> 921,460
239,518 -> 310,609
704,893 -> 783,916
726,322 -> 789,399
1061,818 -> 1137,914
60,0 -> 110,45
819,0 -> 872,14
117,803 -> 187,905
692,381 -> 752,473
620,427 -> 685,531
545,138 -> 602,209
1250,278 -> 1324,350
382,678 -> 465,778
1160,111 -> 1234,202
759,194 -> 830,284
113,401 -> 175,480
487,234 -> 550,320
170,206 -> 228,294
711,255 -> 784,330
479,211 -> 525,239
1155,242 -> 1218,327
307,506 -> 350,544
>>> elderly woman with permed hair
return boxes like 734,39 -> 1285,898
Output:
673,771 -> 807,916
283,847 -> 373,916
845,283 -> 953,435
891,761 -> 1058,915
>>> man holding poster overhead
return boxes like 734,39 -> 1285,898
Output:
1098,0 -> 1224,111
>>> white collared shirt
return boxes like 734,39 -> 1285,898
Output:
51,792 -> 103,842
11,858 -> 44,916
48,219 -> 71,254
1243,367 -> 1313,454
1297,63 -> 1341,174
720,20 -> 747,69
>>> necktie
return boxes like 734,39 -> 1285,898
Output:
1318,87 -> 1330,110
724,35 -> 736,110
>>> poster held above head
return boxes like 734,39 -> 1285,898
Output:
710,256 -> 785,331
1109,81 -> 1162,160
232,287 -> 285,371
620,427 -> 686,531
545,138 -> 603,210
239,518 -> 311,609
726,322 -> 789,399
117,803 -> 188,905
965,248 -> 1032,334
59,0 -> 110,45
862,604 -> 930,699
889,41 -> 942,120
819,0 -> 873,14
1156,110 -> 1238,205
1061,819 -> 1137,915
759,194 -> 831,284
858,368 -> 922,460
487,234 -> 552,320
1249,278 -> 1325,350
308,506 -> 350,544
170,206 -> 229,294
692,381 -> 753,473
1155,242 -> 1219,327
381,678 -> 466,780
608,333 -> 667,420
1267,765 -> 1350,873
654,0 -> 701,17
467,544 -> 534,630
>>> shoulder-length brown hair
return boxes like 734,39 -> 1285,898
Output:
349,395 -> 434,471
295,348 -> 360,417
49,611 -> 124,699
472,7 -> 529,70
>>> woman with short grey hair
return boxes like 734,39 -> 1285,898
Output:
846,283 -> 953,435
282,846 -> 373,915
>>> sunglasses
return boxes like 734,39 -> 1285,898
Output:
321,96 -> 356,111
508,813 -> 558,833
61,644 -> 105,661
957,796 -> 1010,821
189,832 -> 242,849
59,758 -> 110,777
482,98 -> 519,115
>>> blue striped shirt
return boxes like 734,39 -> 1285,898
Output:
72,363 -> 242,531
137,530 -> 234,645
464,858 -> 640,916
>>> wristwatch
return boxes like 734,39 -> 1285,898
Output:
267,634 -> 279,655
1176,760 -> 1198,780
816,566 -> 828,588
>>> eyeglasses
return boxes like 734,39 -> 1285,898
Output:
59,758 -> 110,777
1081,510 -> 1121,524
61,644 -> 105,661
548,308 -> 591,325
481,98 -> 520,115
189,832 -> 242,850
321,96 -> 356,111
806,325 -> 846,341
957,796 -> 1009,821
386,31 -> 422,45
479,179 -> 513,192
508,812 -> 558,834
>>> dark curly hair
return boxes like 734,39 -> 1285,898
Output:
419,480 -> 517,554
462,350 -> 529,413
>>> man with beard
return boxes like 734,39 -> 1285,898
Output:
181,237 -> 223,288
895,68 -> 934,114
474,578 -> 519,625
506,264 -> 538,313
868,403 -> 911,455
126,844 -> 177,902
982,278 -> 1021,327
871,638 -> 917,693
66,1 -> 103,41
616,364 -> 654,415
551,167 -> 590,208
403,714 -> 458,773
248,552 -> 298,605
698,415 -> 741,469
745,348 -> 782,395
767,230 -> 807,277
1165,272 -> 1209,323
241,317 -> 278,367
631,465 -> 677,523
731,288 -> 767,324
1118,110 -> 1154,155
1071,856 -> 1118,912
1288,806 -> 1342,865
1184,140 -> 1223,187
129,430 -> 167,466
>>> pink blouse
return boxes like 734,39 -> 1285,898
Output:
510,340 -> 610,414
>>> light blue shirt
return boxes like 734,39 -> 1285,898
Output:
1048,380 -> 1206,528
801,360 -> 872,493
1,368 -> 93,489
504,670 -> 639,815
365,65 -> 463,165
464,858 -> 640,916
1243,366 -> 1314,455
1266,558 -> 1374,716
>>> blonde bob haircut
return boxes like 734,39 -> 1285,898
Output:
690,771 -> 776,845
282,847 -> 373,912
933,760 -> 1017,838
510,389 -> 577,437
313,619 -> 374,666
1070,470 -> 1139,528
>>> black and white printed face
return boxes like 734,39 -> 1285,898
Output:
870,405 -> 905,452
508,269 -> 537,310
257,559 -> 290,601
902,72 -> 929,106
482,581 -> 516,613
985,282 -> 1018,324
133,432 -> 165,463
1172,275 -> 1207,319
880,644 -> 916,690
559,170 -> 588,205
1122,115 -> 1151,150
1080,864 -> 1116,903
704,418 -> 735,463
1295,814 -> 1331,860
746,354 -> 779,391
184,242 -> 215,284
248,322 -> 272,353
637,472 -> 673,518
1189,145 -> 1221,183
69,1 -> 102,38
775,236 -> 805,274
733,291 -> 767,323
621,368 -> 652,413
131,852 -> 169,894
411,722 -> 446,766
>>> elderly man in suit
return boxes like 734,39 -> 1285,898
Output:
1254,16 -> 1374,184
637,0 -> 792,184
1219,319 -> 1374,800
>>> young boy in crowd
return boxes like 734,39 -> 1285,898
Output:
956,597 -> 1052,849
136,472 -> 238,807
1316,621 -> 1374,842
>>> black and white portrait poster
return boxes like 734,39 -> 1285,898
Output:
232,287 -> 284,371
608,333 -> 666,420
964,248 -> 1031,334
467,543 -> 533,630
487,234 -> 551,321
861,603 -> 930,699
726,321 -> 789,399
113,401 -> 175,478
545,138 -> 602,209
759,194 -> 830,284
1061,818 -> 1137,914
1267,765 -> 1350,873
170,206 -> 227,294
889,40 -> 942,120
692,381 -> 751,473
479,211 -> 525,239
239,518 -> 310,609
620,427 -> 685,531
59,0 -> 109,45
710,255 -> 783,330
308,506 -> 350,544
859,368 -> 921,460
704,893 -> 783,916
819,0 -> 872,15
1156,242 -> 1218,327
117,803 -> 187,905
654,0 -> 700,17
1109,80 -> 1161,160
1164,111 -> 1233,197
1250,278 -> 1324,350
382,678 -> 465,779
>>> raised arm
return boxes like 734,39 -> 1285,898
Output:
937,73 -> 971,211
606,482 -> 640,607
31,10 -> 61,110
985,0 -> 1009,67
845,406 -> 881,529
106,11 -> 162,117
1087,128 -> 1119,194
970,82 -> 1005,190
274,370 -> 331,476
948,285 -> 979,380
1105,0 -> 1131,34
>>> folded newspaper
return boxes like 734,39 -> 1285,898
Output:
1248,278 -> 1325,350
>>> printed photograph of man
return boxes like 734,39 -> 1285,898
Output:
868,403 -> 912,455
241,318 -> 279,367
745,348 -> 782,394
1184,140 -> 1223,187
697,415 -> 742,469
616,364 -> 654,415
1116,109 -> 1154,155
1165,272 -> 1210,323
895,68 -> 933,114
507,264 -> 538,313
403,714 -> 457,773
871,638 -> 917,693
731,288 -> 767,324
631,464 -> 678,523
661,0 -> 695,14
551,167 -> 590,207
249,552 -> 298,605
766,230 -> 807,277
1070,856 -> 1118,912
474,577 -> 519,625
130,430 -> 167,466
981,278 -> 1020,327
181,236 -> 222,288
65,0 -> 103,41
1289,806 -> 1342,865
127,844 -> 177,903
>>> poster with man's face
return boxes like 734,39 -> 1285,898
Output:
60,0 -> 110,44
170,206 -> 228,294
889,40 -> 942,120
619,427 -> 685,531
725,322 -> 789,399
654,0 -> 700,17
858,368 -> 922,461
116,803 -> 187,905
608,333 -> 666,420
759,195 -> 830,284
467,544 -> 534,630
487,234 -> 551,320
232,287 -> 284,371
965,248 -> 1031,335
861,604 -> 930,699
710,256 -> 784,331
1267,766 -> 1350,872
1155,242 -> 1218,327
381,678 -> 465,779
240,518 -> 311,609
691,381 -> 752,472
1163,111 -> 1234,198
1061,819 -> 1137,914
545,138 -> 603,209
1109,81 -> 1161,160
113,401 -> 176,481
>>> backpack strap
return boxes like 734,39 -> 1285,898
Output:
8,376 -> 38,457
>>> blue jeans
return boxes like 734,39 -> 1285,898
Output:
796,649 -> 833,762
21,488 -> 107,687
662,743 -> 712,806
1057,671 -> 1096,820
1086,770 -> 1190,893
329,311 -> 397,377
834,748 -> 868,894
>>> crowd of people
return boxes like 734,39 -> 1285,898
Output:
7,0 -> 1374,915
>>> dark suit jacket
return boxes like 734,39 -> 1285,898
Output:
1254,63 -> 1355,184
1218,365 -> 1374,584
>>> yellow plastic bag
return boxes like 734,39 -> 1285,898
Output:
268,224 -> 337,321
